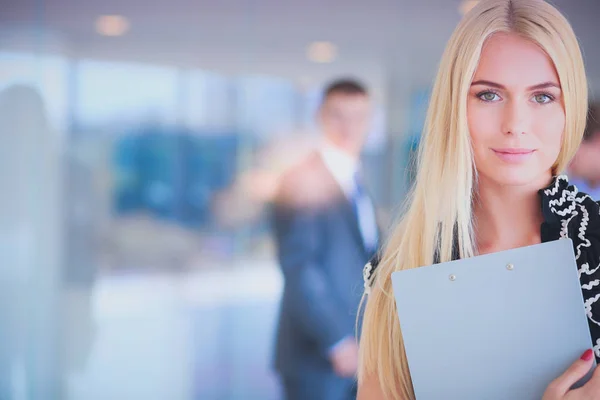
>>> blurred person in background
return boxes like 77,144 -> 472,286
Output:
0,84 -> 63,399
272,79 -> 380,400
569,103 -> 600,199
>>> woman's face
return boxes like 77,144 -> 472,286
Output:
467,33 -> 565,188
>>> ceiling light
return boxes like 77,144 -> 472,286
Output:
307,42 -> 337,63
96,15 -> 130,37
459,0 -> 479,15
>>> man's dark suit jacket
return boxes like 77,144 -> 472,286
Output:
272,152 -> 379,399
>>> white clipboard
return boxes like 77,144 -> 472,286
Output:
392,238 -> 595,399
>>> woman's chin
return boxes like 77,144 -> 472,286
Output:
477,167 -> 552,188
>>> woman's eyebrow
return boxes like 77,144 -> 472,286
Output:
470,80 -> 561,91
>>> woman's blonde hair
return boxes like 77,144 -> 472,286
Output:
357,0 -> 588,398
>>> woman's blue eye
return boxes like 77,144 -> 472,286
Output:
533,94 -> 553,104
478,92 -> 500,102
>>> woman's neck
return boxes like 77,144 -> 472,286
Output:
473,174 -> 552,255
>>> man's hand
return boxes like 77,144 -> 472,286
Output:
329,337 -> 359,378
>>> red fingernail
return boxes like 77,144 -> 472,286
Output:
581,349 -> 593,361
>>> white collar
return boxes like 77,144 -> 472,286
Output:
319,139 -> 359,197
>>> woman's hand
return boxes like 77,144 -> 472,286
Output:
543,349 -> 600,399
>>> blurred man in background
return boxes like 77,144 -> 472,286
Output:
570,103 -> 600,199
272,79 -> 380,400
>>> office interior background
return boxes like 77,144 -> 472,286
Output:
0,0 -> 599,399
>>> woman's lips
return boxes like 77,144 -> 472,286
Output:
492,148 -> 536,163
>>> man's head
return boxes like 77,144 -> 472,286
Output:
569,103 -> 600,181
318,78 -> 372,158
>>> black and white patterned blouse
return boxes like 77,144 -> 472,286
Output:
363,175 -> 600,361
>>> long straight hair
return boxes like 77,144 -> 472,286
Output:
357,1 -> 588,398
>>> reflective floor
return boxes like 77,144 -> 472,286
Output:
65,261 -> 283,400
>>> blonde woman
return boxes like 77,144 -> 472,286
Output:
358,0 -> 600,399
